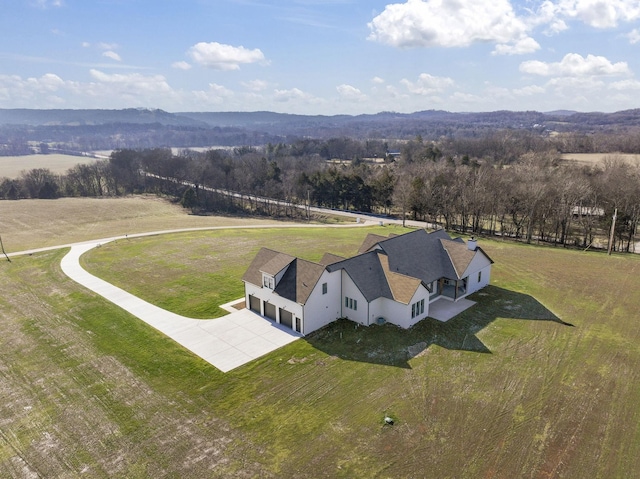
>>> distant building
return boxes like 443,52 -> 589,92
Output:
242,229 -> 493,335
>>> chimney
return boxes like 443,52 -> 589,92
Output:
468,237 -> 478,251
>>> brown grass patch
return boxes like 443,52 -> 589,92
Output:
0,154 -> 101,178
0,195 -> 283,252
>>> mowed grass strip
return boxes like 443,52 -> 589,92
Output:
3,227 -> 640,477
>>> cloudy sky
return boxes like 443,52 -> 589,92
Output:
2,0 -> 640,114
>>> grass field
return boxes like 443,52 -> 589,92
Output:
0,154 -> 102,178
560,152 -> 639,166
2,208 -> 640,477
0,196 -> 285,252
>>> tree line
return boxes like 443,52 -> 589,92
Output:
1,133 -> 638,253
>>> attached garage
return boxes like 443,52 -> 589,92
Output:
248,295 -> 261,313
279,308 -> 293,329
264,302 -> 277,321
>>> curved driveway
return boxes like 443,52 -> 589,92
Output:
52,223 -> 376,372
13,217 -> 424,372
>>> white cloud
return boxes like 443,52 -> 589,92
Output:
97,42 -> 119,51
628,28 -> 640,43
520,53 -> 630,77
242,79 -> 268,91
551,0 -> 640,29
513,85 -> 546,96
336,84 -> 367,101
368,0 -> 538,55
187,42 -> 266,70
610,79 -> 640,90
274,88 -> 309,102
493,37 -> 541,56
372,76 -> 385,84
32,0 -> 63,8
400,73 -> 454,95
102,51 -> 122,62
193,83 -> 234,105
89,69 -> 172,93
172,61 -> 192,70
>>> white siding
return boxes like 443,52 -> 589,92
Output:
341,270 -> 368,325
302,270 -> 342,335
466,264 -> 492,295
462,251 -> 492,295
368,284 -> 430,329
244,282 -> 303,324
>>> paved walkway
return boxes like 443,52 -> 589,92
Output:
60,241 -> 301,372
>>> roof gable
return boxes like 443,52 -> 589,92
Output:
439,239 -> 476,279
357,233 -> 388,254
318,252 -> 346,266
259,252 -> 295,276
242,248 -> 286,286
378,253 -> 422,304
274,258 -> 326,304
326,251 -> 393,302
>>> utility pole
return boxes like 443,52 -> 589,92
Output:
306,189 -> 310,222
607,208 -> 617,255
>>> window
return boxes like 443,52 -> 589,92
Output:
411,299 -> 425,318
322,282 -> 327,294
344,296 -> 358,311
478,271 -> 482,283
263,274 -> 274,289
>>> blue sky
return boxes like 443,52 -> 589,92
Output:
1,0 -> 640,114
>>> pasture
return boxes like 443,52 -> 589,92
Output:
0,154 -> 101,178
0,196 -> 284,252
1,203 -> 640,477
560,152 -> 639,166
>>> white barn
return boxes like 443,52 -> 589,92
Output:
242,229 -> 493,335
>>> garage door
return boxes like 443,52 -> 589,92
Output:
279,308 -> 293,329
264,302 -> 277,321
248,295 -> 261,313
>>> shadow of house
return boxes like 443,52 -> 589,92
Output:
304,285 -> 571,369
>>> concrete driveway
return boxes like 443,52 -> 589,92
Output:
60,242 -> 301,372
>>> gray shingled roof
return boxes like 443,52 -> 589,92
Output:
326,251 -> 394,302
242,248 -> 286,286
242,247 -> 325,305
318,252 -> 346,266
274,258 -> 326,304
372,229 -> 458,283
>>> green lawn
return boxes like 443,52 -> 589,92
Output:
2,226 -> 640,478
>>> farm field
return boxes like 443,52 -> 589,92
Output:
560,152 -> 639,166
0,195 -> 286,253
0,154 -> 101,178
2,215 -> 640,477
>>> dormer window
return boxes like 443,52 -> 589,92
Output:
263,274 -> 275,289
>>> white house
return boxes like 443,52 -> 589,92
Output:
242,229 -> 493,335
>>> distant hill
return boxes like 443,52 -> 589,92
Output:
0,108 -> 207,127
2,107 -> 640,132
2,107 -> 640,152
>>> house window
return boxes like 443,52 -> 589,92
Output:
345,296 -> 357,311
322,282 -> 327,294
411,299 -> 425,318
263,275 -> 274,289
478,271 -> 482,283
